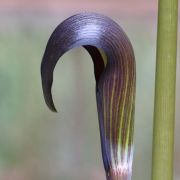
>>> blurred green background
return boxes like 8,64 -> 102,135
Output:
0,0 -> 179,179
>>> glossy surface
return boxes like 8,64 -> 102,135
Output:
41,13 -> 136,180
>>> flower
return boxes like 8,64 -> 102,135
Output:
41,13 -> 136,180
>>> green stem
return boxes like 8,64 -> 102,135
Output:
152,0 -> 178,180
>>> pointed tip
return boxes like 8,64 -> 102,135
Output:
43,90 -> 58,113
42,81 -> 58,113
48,103 -> 58,113
41,67 -> 58,113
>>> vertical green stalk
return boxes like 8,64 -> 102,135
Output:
152,0 -> 178,180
